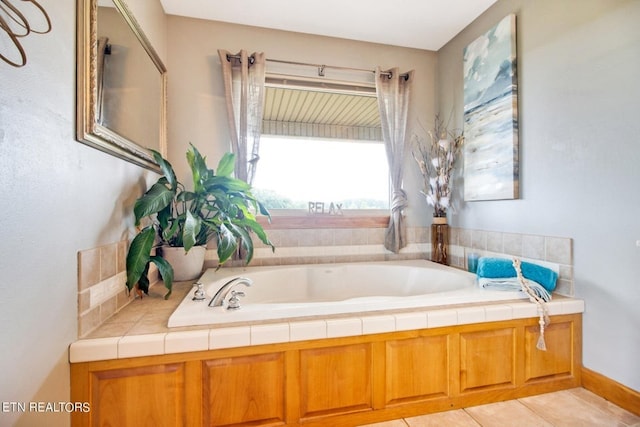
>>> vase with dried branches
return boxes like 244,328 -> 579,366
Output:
413,115 -> 463,264
412,115 -> 464,220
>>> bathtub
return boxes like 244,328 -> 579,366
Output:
167,260 -> 530,328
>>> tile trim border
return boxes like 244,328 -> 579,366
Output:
69,298 -> 584,363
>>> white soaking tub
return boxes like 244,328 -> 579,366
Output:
167,260 -> 529,328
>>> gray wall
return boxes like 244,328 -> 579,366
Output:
0,0 -> 165,425
437,0 -> 640,390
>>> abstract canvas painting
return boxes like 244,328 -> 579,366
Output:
463,14 -> 519,201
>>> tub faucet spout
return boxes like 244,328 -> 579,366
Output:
208,277 -> 253,308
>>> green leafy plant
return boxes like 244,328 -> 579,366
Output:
126,144 -> 274,298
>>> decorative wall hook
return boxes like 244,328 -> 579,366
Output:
0,0 -> 52,67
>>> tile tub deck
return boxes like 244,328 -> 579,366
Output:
69,280 -> 584,363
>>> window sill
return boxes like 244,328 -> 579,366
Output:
257,213 -> 390,229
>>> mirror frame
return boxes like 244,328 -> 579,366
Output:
76,0 -> 166,171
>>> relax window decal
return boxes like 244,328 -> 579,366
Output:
0,0 -> 51,67
463,14 -> 519,201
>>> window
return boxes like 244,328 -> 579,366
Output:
253,135 -> 389,210
254,74 -> 389,215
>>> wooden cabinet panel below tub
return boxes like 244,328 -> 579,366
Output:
460,328 -> 516,392
83,363 -> 186,426
300,343 -> 372,417
525,320 -> 575,382
70,314 -> 582,426
202,353 -> 285,425
385,334 -> 450,404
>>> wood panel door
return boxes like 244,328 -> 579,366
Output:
202,353 -> 285,426
90,363 -> 186,427
525,321 -> 574,382
299,343 -> 372,418
385,335 -> 450,405
459,328 -> 516,393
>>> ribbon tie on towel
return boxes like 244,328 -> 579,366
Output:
512,258 -> 550,351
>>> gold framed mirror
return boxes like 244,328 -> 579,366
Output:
77,0 -> 166,171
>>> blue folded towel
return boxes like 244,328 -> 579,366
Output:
476,257 -> 557,292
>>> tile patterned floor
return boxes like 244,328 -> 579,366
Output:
360,388 -> 640,427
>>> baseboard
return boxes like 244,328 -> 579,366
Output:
581,367 -> 640,416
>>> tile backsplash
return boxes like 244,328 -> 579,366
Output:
216,227 -> 574,296
77,240 -> 159,337
211,225 -> 430,267
212,224 -> 574,296
448,228 -> 573,296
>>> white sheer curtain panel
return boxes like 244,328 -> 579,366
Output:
375,67 -> 414,253
217,49 -> 266,184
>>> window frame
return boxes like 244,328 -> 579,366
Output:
256,74 -> 391,228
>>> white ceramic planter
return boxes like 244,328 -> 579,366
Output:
160,245 -> 206,281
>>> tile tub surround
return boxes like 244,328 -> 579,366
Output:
76,229 -> 573,337
449,228 -> 574,296
216,224 -> 574,296
69,279 -> 585,363
206,225 -> 431,267
77,240 -> 160,338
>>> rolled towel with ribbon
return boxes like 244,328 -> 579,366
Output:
476,257 -> 558,292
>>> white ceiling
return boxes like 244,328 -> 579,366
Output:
159,0 -> 498,51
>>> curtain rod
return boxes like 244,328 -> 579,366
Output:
225,53 -> 409,80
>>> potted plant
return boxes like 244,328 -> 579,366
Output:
126,144 -> 274,298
